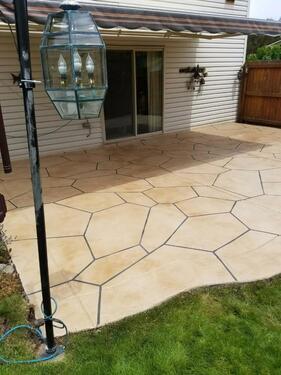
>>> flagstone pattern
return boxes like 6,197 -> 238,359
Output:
3,122 -> 281,334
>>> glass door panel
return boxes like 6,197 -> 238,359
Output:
136,51 -> 163,135
104,50 -> 135,140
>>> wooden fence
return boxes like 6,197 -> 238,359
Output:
238,61 -> 281,127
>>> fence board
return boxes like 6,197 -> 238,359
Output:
238,61 -> 281,127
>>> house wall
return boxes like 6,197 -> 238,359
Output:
0,0 -> 250,159
0,32 -> 105,159
106,35 -> 247,133
94,0 -> 249,17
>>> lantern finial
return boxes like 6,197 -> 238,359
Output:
60,1 -> 80,10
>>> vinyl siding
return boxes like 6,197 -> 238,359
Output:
0,32 -> 104,159
105,35 -> 246,133
0,0 -> 249,159
89,0 -> 249,17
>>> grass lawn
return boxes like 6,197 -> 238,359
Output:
1,275 -> 281,375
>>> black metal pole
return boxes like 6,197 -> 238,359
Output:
13,0 -> 56,353
0,104 -> 12,173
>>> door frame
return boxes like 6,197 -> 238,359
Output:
102,45 -> 165,143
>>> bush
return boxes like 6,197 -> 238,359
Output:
0,224 -> 11,264
247,45 -> 281,61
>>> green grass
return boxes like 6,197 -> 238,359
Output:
1,278 -> 281,374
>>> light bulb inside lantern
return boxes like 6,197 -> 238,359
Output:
58,54 -> 67,76
73,49 -> 82,75
86,54 -> 95,74
86,54 -> 95,85
58,54 -> 67,85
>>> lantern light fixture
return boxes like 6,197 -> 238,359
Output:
40,0 -> 108,120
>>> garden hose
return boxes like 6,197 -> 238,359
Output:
0,298 -> 67,365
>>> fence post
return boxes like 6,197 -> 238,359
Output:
0,104 -> 12,174
237,64 -> 248,123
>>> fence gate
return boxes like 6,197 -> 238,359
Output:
239,61 -> 281,127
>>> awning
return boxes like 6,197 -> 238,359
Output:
0,0 -> 281,37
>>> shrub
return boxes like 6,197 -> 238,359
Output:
247,44 -> 281,61
0,224 -> 11,264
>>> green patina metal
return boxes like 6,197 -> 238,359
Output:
40,1 -> 108,120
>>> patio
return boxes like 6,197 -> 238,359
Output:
3,122 -> 281,334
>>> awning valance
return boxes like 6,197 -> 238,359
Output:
0,0 -> 281,37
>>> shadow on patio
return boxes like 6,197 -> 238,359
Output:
3,122 -> 281,334
0,122 -> 271,207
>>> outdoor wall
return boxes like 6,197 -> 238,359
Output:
105,35 -> 246,133
0,0 -> 249,159
0,32 -> 104,159
93,0 -> 249,17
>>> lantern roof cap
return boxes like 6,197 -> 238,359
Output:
60,1 -> 81,11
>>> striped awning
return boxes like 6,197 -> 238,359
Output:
0,0 -> 281,37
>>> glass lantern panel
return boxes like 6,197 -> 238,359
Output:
74,48 -> 107,89
49,13 -> 69,33
47,90 -> 76,102
70,12 -> 98,32
71,34 -> 104,46
46,34 -> 70,47
43,49 -> 73,89
78,100 -> 104,118
77,88 -> 107,101
53,101 -> 79,119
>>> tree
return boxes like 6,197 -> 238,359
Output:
247,35 -> 280,55
247,45 -> 281,61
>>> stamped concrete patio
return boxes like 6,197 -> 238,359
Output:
3,122 -> 281,333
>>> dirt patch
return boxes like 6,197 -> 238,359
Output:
0,272 -> 22,300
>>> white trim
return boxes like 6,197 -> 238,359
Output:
243,35 -> 248,63
247,0 -> 252,18
162,45 -> 166,134
0,22 -> 242,40
132,50 -> 137,137
242,0 -> 251,62
102,29 -> 240,40
106,45 -> 165,51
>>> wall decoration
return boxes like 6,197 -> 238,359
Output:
179,65 -> 208,93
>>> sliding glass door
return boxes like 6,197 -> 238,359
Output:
104,51 -> 135,140
136,51 -> 163,135
104,49 -> 163,140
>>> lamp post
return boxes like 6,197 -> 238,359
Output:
13,0 -> 56,355
13,0 -> 107,357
